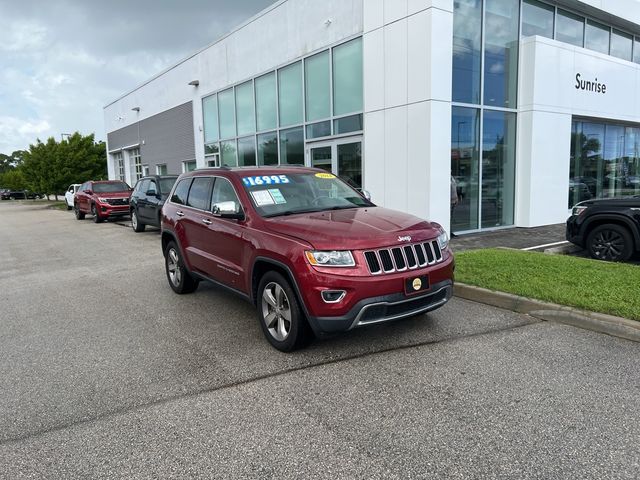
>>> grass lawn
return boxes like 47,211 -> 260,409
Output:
454,248 -> 640,321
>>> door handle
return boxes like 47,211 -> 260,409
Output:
176,211 -> 185,217
202,218 -> 212,225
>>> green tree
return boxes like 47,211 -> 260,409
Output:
0,169 -> 27,190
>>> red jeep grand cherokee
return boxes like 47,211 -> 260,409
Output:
161,167 -> 454,351
74,180 -> 132,223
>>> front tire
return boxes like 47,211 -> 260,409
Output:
586,224 -> 633,262
131,209 -> 145,232
257,271 -> 312,352
164,241 -> 199,294
91,204 -> 103,223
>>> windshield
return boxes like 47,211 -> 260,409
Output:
93,182 -> 130,193
159,177 -> 177,194
241,172 -> 374,217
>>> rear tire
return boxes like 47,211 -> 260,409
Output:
66,204 -> 72,211
131,209 -> 145,232
164,241 -> 199,294
257,271 -> 312,352
91,204 -> 103,223
74,204 -> 85,220
586,224 -> 633,262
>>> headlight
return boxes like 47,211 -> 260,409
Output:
305,250 -> 355,267
98,197 -> 109,204
572,205 -> 588,216
437,230 -> 449,250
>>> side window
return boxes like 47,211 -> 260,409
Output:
147,180 -> 157,195
186,177 -> 213,210
171,179 -> 192,205
136,179 -> 149,195
68,185 -> 74,193
211,178 -> 241,213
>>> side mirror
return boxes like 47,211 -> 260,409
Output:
213,201 -> 244,220
84,189 -> 92,194
361,189 -> 372,201
145,190 -> 158,197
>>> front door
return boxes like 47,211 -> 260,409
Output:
306,136 -> 363,190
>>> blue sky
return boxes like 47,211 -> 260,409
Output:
0,0 -> 274,154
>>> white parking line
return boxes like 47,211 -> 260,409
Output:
521,241 -> 569,251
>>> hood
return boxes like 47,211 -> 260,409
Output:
577,196 -> 640,208
263,207 -> 441,250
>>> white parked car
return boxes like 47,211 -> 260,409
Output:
65,184 -> 81,210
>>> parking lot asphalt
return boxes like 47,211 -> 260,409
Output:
1,201 -> 639,479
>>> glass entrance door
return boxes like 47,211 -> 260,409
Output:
307,137 -> 363,189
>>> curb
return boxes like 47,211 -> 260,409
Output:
454,283 -> 640,343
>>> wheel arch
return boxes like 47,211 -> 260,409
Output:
251,257 -> 306,310
582,215 -> 640,251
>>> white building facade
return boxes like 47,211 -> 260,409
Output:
104,0 -> 640,234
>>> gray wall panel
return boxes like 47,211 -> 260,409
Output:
108,102 -> 195,175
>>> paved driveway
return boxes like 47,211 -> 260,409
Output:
0,202 -> 638,479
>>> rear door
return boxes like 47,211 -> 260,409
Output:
180,177 -> 215,274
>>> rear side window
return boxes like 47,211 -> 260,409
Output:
171,179 -> 192,205
187,177 -> 214,210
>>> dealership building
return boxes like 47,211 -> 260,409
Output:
104,0 -> 640,234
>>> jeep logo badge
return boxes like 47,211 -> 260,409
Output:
412,278 -> 422,291
398,235 -> 412,242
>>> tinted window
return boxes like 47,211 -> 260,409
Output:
137,179 -> 149,195
187,177 -> 213,210
171,179 -> 191,205
159,177 -> 177,195
93,182 -> 130,193
211,178 -> 240,212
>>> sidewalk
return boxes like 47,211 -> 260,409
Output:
450,223 -> 567,252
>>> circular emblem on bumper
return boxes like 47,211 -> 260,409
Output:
412,278 -> 422,291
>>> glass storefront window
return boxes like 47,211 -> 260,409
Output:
334,114 -> 363,135
257,132 -> 278,166
635,38 -> 640,64
255,72 -> 277,132
337,142 -> 362,190
218,88 -> 236,139
585,20 -> 610,55
278,62 -> 303,127
203,94 -> 219,143
522,0 -> 554,39
205,144 -> 219,156
483,0 -> 519,108
556,10 -> 584,47
305,51 -> 330,122
279,127 -> 304,165
235,81 -> 255,137
333,38 -> 363,116
451,107 -> 480,233
221,140 -> 238,167
306,121 -> 331,139
452,0 -> 482,104
481,110 -> 516,228
237,136 -> 256,167
610,30 -> 632,61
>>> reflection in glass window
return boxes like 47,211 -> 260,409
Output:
235,81 -> 255,136
218,88 -> 236,139
205,144 -> 219,156
305,51 -> 330,122
183,160 -> 197,173
451,107 -> 480,233
585,20 -> 610,55
255,72 -> 277,132
237,136 -> 256,167
337,142 -> 362,189
203,94 -> 219,143
452,0 -> 482,104
481,110 -> 516,228
334,114 -> 363,135
635,38 -> 640,64
610,30 -> 632,61
187,177 -> 213,211
279,127 -> 304,165
556,10 -> 584,47
257,132 -> 278,166
278,62 -> 303,127
221,140 -> 238,167
483,0 -> 519,107
171,179 -> 191,205
306,121 -> 331,139
333,38 -> 363,116
521,0 -> 554,39
569,121 -> 603,206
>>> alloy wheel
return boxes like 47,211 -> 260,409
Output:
167,248 -> 182,286
132,211 -> 138,229
591,229 -> 625,261
261,282 -> 292,342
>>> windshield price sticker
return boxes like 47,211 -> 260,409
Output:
268,189 -> 287,204
250,190 -> 276,206
243,175 -> 290,187
315,172 -> 335,179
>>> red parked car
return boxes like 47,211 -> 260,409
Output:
161,167 -> 454,351
74,180 -> 131,223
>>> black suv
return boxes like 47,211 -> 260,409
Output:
566,197 -> 640,261
130,175 -> 178,232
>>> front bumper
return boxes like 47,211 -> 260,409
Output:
97,204 -> 130,218
306,279 -> 453,334
565,216 -> 583,247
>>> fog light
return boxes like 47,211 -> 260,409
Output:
321,290 -> 346,303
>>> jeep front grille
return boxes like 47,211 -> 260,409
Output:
106,198 -> 128,206
363,240 -> 443,275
